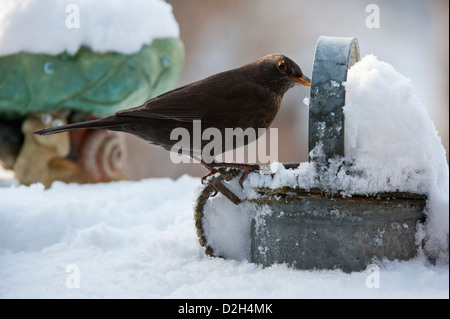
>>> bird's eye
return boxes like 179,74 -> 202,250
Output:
277,61 -> 287,71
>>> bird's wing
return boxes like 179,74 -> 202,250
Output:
115,70 -> 264,123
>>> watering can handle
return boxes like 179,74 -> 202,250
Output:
308,36 -> 360,164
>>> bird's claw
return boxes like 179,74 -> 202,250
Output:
201,169 -> 220,185
238,164 -> 260,188
210,189 -> 219,197
200,164 -> 260,205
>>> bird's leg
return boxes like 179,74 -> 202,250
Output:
200,160 -> 260,187
194,157 -> 260,205
196,160 -> 219,186
188,156 -> 216,185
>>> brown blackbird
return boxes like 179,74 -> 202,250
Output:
35,53 -> 310,182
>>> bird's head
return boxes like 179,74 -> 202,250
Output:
254,53 -> 311,93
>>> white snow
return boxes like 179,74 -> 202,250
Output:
0,171 -> 448,298
0,0 -> 180,57
203,190 -> 252,261
344,55 -> 449,260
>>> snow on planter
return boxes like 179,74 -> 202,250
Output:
0,0 -> 180,56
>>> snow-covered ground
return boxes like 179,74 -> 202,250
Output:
0,173 -> 448,299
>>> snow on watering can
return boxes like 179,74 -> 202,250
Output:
195,36 -> 427,273
0,2 -> 184,187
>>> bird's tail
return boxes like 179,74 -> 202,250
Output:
34,116 -> 122,136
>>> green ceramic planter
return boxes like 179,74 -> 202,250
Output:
0,38 -> 184,120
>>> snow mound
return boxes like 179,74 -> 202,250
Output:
0,168 -> 448,298
0,0 -> 180,56
344,55 -> 449,259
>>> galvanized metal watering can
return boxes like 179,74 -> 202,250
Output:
196,36 -> 426,273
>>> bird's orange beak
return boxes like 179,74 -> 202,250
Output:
291,74 -> 311,87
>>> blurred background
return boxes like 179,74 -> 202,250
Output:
123,0 -> 449,180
